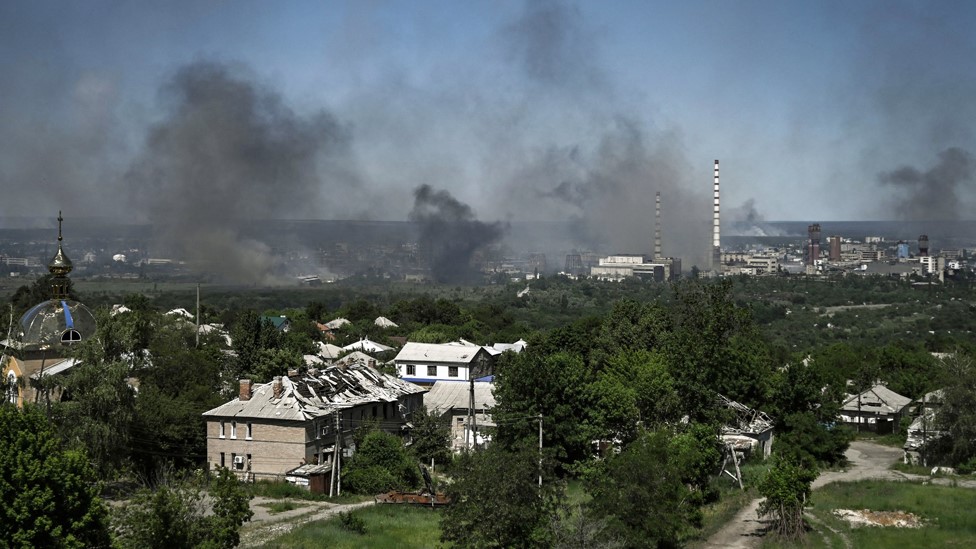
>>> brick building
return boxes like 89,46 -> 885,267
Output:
203,362 -> 425,480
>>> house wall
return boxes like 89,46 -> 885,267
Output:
207,418 -> 308,480
395,360 -> 471,383
207,393 -> 425,479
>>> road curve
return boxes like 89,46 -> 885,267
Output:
703,441 -> 903,549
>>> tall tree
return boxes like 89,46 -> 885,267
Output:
441,443 -> 561,549
586,429 -> 708,548
0,404 -> 112,548
936,354 -> 976,466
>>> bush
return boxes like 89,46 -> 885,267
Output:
343,466 -> 399,495
342,430 -> 420,494
757,456 -> 817,541
338,511 -> 368,535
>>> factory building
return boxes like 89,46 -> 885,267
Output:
590,254 -> 679,282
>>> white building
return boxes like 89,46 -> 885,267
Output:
393,342 -> 493,386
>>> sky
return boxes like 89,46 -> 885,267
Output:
1,1 -> 975,268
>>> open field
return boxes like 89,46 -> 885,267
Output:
761,480 -> 976,549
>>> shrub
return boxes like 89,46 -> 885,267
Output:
338,511 -> 368,535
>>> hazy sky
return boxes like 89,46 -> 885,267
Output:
2,0 -> 974,230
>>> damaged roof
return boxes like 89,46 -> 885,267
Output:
203,363 -> 425,422
841,384 -> 912,415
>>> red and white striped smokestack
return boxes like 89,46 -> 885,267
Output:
654,191 -> 662,260
712,160 -> 721,271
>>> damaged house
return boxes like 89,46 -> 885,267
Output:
203,361 -> 426,481
839,383 -> 912,434
718,394 -> 775,459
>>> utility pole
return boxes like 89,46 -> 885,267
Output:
329,411 -> 341,497
195,283 -> 200,348
538,414 -> 543,489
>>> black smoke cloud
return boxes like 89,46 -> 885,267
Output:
125,62 -> 357,284
408,185 -> 505,284
879,147 -> 974,220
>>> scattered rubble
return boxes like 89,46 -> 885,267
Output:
832,509 -> 925,528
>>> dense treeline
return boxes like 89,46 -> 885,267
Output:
3,271 -> 975,546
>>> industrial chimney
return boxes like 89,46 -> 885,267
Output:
918,234 -> 929,257
712,160 -> 721,271
807,224 -> 821,266
654,191 -> 662,261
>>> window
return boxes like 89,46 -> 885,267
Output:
219,421 -> 225,439
427,365 -> 437,377
372,405 -> 377,418
406,364 -> 416,376
230,421 -> 237,439
246,423 -> 253,440
383,403 -> 388,419
448,366 -> 458,377
220,452 -> 225,468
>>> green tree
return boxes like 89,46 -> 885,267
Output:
53,356 -> 137,479
493,351 -> 598,468
770,358 -> 852,465
130,331 -> 225,477
757,456 -> 817,541
0,404 -> 112,548
342,430 -> 420,494
935,354 -> 976,466
586,429 -> 706,548
409,406 -> 452,467
441,443 -> 561,548
113,468 -> 253,549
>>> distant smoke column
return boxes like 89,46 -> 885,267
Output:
654,191 -> 662,261
712,160 -> 721,270
807,224 -> 821,266
918,235 -> 929,256
829,236 -> 841,261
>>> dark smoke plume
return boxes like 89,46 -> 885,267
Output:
408,185 -> 505,284
125,62 -> 357,284
726,199 -> 785,237
879,147 -> 974,220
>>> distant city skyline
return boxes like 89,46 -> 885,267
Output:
2,1 -> 974,267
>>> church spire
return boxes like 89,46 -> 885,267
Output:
48,211 -> 73,299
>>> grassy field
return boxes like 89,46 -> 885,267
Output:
257,505 -> 445,549
761,480 -> 976,548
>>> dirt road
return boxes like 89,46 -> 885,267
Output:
704,441 -> 904,548
239,497 -> 376,548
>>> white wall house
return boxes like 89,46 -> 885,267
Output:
393,342 -> 492,386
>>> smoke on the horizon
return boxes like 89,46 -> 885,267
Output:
878,147 -> 974,220
125,62 -> 357,284
409,185 -> 505,284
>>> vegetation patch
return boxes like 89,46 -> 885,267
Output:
261,500 -> 304,514
763,480 -> 976,548
256,505 -> 441,549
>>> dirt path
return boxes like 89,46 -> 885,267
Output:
239,498 -> 376,548
704,441 -> 904,548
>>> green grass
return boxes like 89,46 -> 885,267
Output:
761,480 -> 976,548
257,504 -> 445,549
